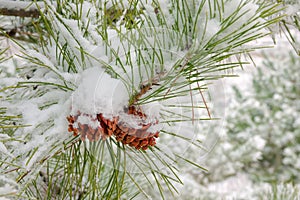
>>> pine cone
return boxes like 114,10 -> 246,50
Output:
67,106 -> 159,150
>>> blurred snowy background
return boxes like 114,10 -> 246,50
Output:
172,34 -> 300,199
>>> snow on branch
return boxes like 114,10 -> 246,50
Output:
0,0 -> 45,18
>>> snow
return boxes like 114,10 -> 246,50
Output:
76,115 -> 99,129
0,141 -> 12,157
197,18 -> 220,45
71,67 -> 129,118
207,173 -> 254,197
251,135 -> 266,150
0,184 -> 17,199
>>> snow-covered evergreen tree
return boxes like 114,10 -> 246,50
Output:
178,40 -> 300,199
225,48 -> 300,182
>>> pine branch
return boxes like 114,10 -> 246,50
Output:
0,0 -> 285,199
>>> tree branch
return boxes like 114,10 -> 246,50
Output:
0,0 -> 45,18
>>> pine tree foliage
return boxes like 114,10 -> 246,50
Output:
178,45 -> 300,199
271,0 -> 300,54
225,49 -> 300,183
161,42 -> 300,200
0,0 -> 286,199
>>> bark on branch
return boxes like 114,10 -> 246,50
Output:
0,0 -> 45,18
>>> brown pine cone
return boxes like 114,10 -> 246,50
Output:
67,106 -> 159,150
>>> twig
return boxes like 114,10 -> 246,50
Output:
16,170 -> 30,183
129,73 -> 164,105
0,7 -> 40,18
197,81 -> 211,119
0,0 -> 46,18
189,80 -> 195,124
163,56 -> 191,97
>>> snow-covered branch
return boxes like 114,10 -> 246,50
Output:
0,0 -> 45,18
